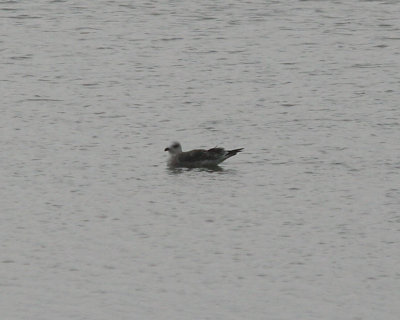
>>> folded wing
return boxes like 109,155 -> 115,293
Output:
175,147 -> 243,166
177,148 -> 225,163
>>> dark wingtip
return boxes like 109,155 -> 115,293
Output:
164,147 -> 169,151
227,148 -> 244,157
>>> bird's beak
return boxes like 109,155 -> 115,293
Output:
164,147 -> 169,151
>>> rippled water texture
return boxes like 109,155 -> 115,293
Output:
1,1 -> 400,319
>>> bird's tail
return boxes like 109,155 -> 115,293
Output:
226,148 -> 244,158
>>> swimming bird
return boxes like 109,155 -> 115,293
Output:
164,142 -> 243,168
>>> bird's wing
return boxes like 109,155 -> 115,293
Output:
177,148 -> 226,163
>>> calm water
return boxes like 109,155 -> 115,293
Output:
1,1 -> 400,319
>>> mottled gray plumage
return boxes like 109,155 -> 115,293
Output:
164,142 -> 243,167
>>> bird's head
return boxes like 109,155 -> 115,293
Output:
164,141 -> 182,155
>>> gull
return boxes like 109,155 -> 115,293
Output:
164,142 -> 243,168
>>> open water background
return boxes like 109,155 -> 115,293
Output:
1,1 -> 400,319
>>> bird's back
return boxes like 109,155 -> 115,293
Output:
170,147 -> 242,167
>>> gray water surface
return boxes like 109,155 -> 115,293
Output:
1,1 -> 400,319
